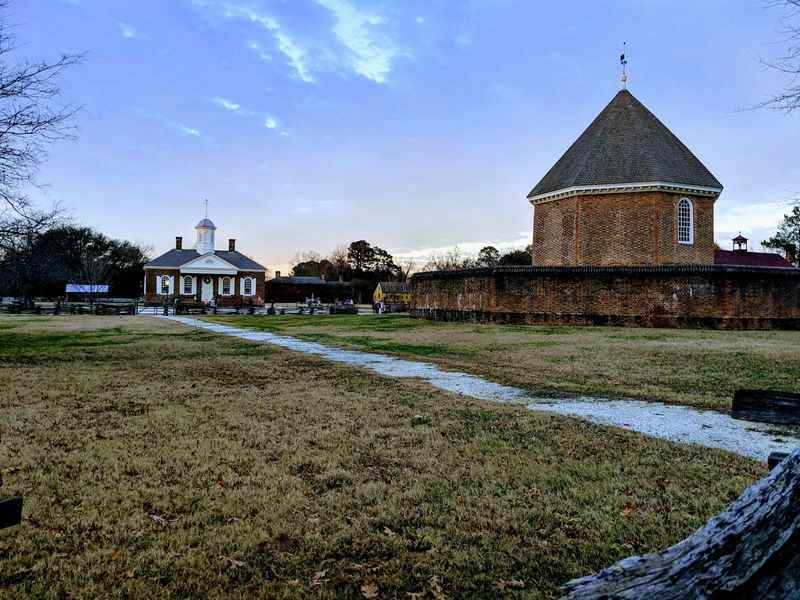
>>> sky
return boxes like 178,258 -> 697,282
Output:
14,0 -> 800,273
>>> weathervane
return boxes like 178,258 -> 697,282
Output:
620,42 -> 628,89
203,198 -> 208,219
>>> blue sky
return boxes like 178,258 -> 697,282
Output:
17,0 -> 800,272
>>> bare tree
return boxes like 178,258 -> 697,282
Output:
423,246 -> 476,272
396,258 -> 416,281
0,0 -> 81,223
761,1 -> 800,111
328,245 -> 350,271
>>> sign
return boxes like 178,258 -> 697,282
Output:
65,284 -> 109,293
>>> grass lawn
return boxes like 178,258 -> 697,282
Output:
0,315 -> 765,598
207,314 -> 800,411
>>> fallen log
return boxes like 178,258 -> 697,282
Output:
731,389 -> 800,426
561,447 -> 800,599
769,452 -> 790,470
0,496 -> 22,530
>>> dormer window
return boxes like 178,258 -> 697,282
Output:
677,198 -> 693,245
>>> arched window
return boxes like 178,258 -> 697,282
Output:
222,277 -> 232,295
160,275 -> 170,295
183,276 -> 193,295
243,277 -> 253,296
677,198 -> 693,244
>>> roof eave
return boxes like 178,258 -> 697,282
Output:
528,181 -> 723,204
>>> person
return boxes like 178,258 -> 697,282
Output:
379,300 -> 385,314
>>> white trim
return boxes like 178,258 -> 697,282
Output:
677,197 -> 694,245
179,252 -> 239,275
157,274 -> 174,296
528,181 -> 723,204
241,276 -> 255,297
219,275 -> 233,296
181,275 -> 196,296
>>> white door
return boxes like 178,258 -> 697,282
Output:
201,278 -> 214,302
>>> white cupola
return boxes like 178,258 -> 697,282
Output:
194,217 -> 216,254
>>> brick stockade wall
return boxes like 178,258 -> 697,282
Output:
411,265 -> 800,329
532,192 -> 716,266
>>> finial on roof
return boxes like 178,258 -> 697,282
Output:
619,42 -> 628,89
203,198 -> 209,219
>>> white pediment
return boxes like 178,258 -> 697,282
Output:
180,252 -> 238,275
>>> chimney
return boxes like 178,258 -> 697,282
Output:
228,238 -> 236,252
175,236 -> 183,250
275,271 -> 281,278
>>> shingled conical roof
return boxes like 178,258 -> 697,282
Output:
528,89 -> 722,200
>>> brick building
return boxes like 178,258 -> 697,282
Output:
529,89 -> 722,267
143,216 -> 267,306
410,84 -> 800,329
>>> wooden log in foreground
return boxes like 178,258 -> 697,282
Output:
561,447 -> 800,599
0,496 -> 22,530
731,389 -> 800,426
769,452 -> 790,470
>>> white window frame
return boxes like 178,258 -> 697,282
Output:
182,275 -> 195,296
219,276 -> 233,296
241,276 -> 254,297
159,275 -> 172,295
677,197 -> 694,245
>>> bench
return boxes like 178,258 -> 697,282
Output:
732,389 -> 800,426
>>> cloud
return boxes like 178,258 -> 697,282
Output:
247,40 -> 272,62
118,22 -> 146,40
212,97 -> 242,112
315,0 -> 397,83
392,232 -> 532,264
134,108 -> 202,138
193,1 -> 313,83
275,32 -> 314,82
715,201 -> 791,233
207,97 -> 287,135
179,125 -> 201,137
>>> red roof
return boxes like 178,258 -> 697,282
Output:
714,249 -> 794,268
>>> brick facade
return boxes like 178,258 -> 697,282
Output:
144,271 -> 266,305
411,266 -> 800,330
532,192 -> 716,267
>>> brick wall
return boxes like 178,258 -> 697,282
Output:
532,192 -> 715,266
411,266 -> 800,329
144,270 -> 266,305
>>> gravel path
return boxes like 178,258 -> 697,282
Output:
165,316 -> 800,462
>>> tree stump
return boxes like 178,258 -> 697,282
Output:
561,447 -> 800,599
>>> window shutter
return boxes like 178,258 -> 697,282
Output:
192,277 -> 197,295
218,277 -> 223,295
169,276 -> 175,295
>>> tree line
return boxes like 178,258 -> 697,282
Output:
0,222 -> 149,303
764,206 -> 800,265
424,245 -> 533,271
289,240 -> 414,303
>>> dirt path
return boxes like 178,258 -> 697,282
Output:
165,315 -> 800,462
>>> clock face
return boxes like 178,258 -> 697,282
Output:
204,277 -> 212,284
